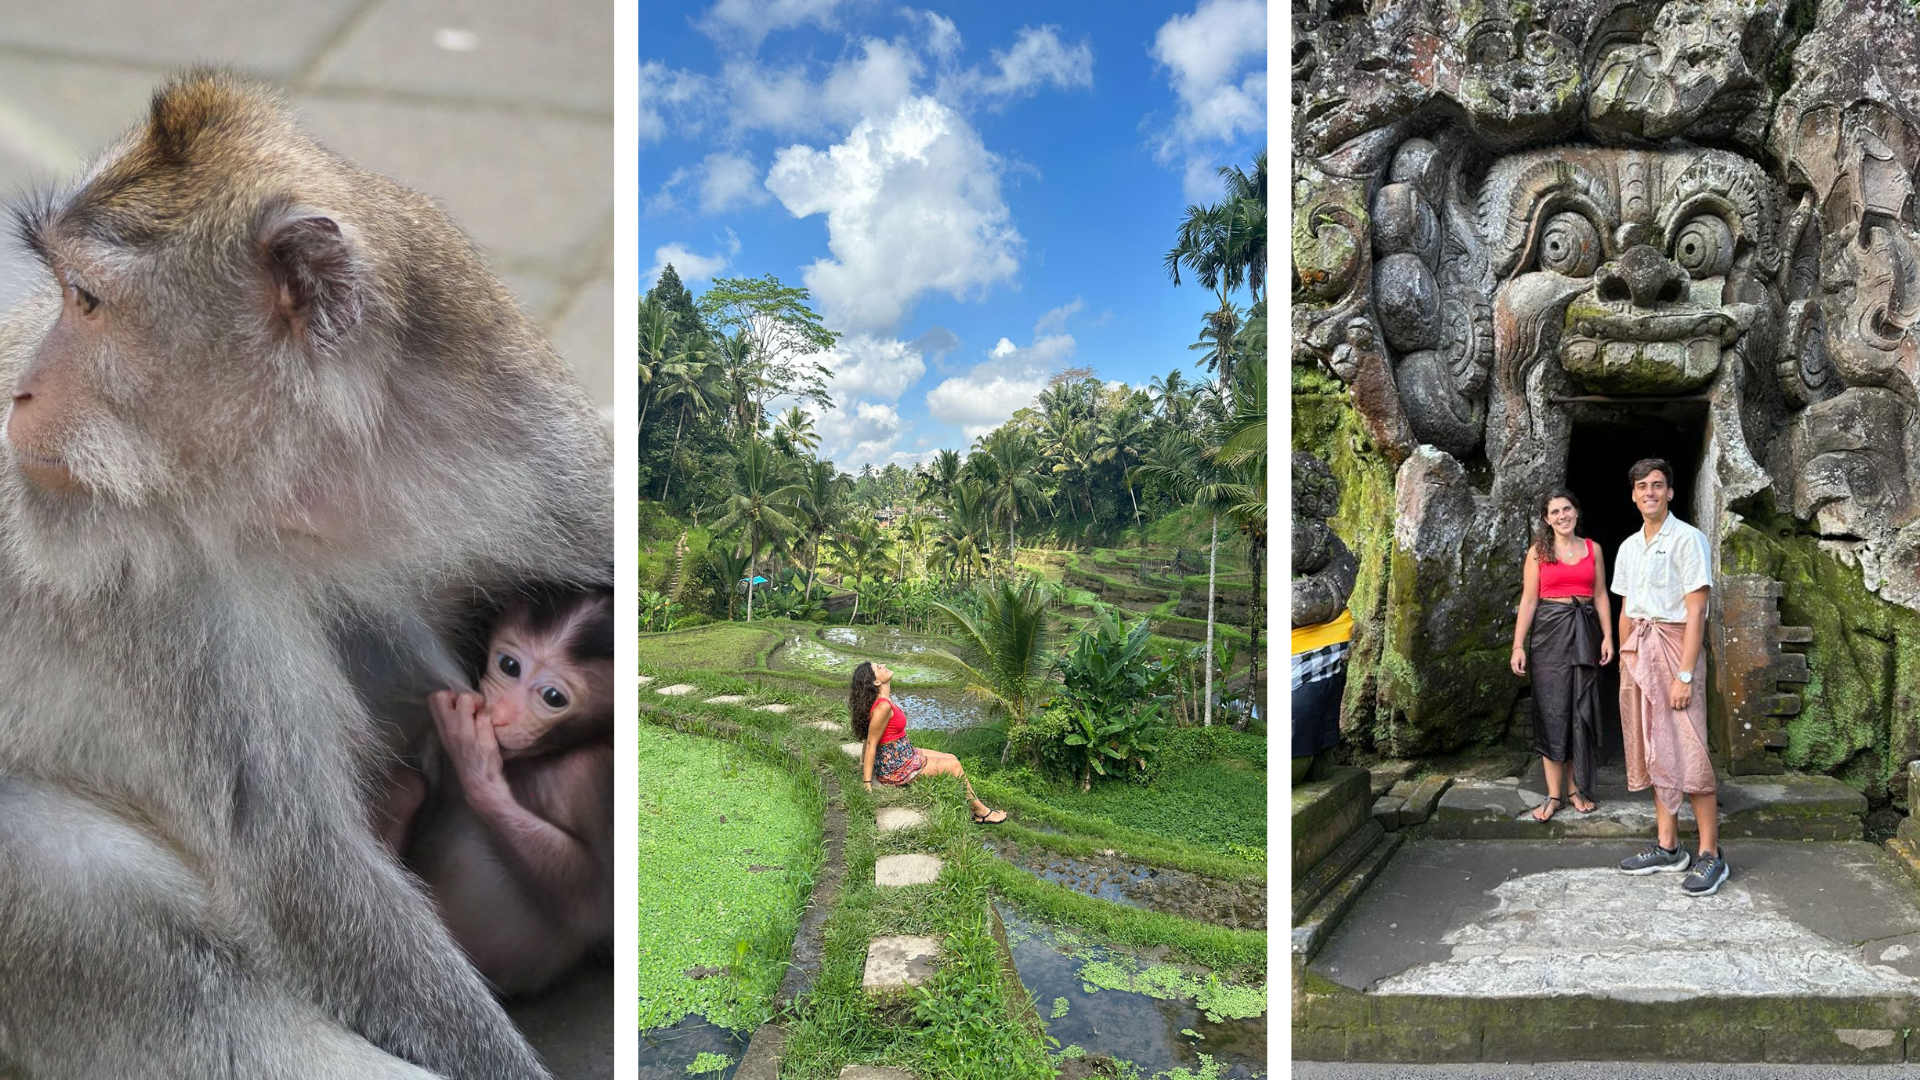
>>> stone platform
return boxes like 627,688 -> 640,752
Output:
1297,840 -> 1920,1063
1426,765 -> 1865,841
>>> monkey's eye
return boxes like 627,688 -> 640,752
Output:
1536,212 -> 1601,277
540,686 -> 569,710
496,653 -> 521,679
66,281 -> 99,316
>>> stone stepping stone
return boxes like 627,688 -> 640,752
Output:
875,807 -> 926,834
703,694 -> 748,705
656,683 -> 698,696
636,675 -> 654,686
862,934 -> 940,993
806,720 -> 841,733
875,853 -> 942,887
840,742 -> 864,759
840,1068 -> 916,1080
755,703 -> 793,714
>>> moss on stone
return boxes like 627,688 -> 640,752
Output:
1722,504 -> 1920,799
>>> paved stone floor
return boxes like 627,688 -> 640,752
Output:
0,5 -> 613,1075
1312,840 -> 1920,998
0,0 -> 614,415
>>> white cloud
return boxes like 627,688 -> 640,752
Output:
1150,0 -> 1266,199
1033,298 -> 1084,336
645,238 -> 736,289
724,38 -> 920,138
925,331 -> 1076,439
723,60 -> 823,136
639,62 -> 710,143
821,38 -> 922,119
645,152 -> 770,216
698,0 -> 848,51
814,399 -> 907,467
814,333 -> 927,404
972,26 -> 1093,101
767,95 -> 1022,333
906,8 -> 961,60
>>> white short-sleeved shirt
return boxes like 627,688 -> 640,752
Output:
1611,512 -> 1712,622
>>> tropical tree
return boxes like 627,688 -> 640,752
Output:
708,439 -> 805,621
638,297 -> 672,442
1165,150 -> 1266,391
976,428 -> 1045,573
1093,404 -> 1150,528
772,406 -> 821,459
697,274 -> 839,426
656,351 -> 729,503
933,578 -> 1057,763
705,543 -> 751,621
1130,430 -> 1225,726
794,458 -> 848,603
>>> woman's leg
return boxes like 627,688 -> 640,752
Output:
1534,757 -> 1566,821
915,750 -> 1004,820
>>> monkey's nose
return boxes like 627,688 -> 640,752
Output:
1595,245 -> 1687,308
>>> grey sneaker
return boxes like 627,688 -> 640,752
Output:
1619,842 -> 1692,875
1683,850 -> 1730,896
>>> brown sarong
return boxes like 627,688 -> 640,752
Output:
1619,619 -> 1715,813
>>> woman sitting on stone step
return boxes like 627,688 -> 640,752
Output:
1510,488 -> 1615,821
850,660 -> 1006,824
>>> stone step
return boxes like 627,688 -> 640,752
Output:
1425,765 -> 1865,841
862,934 -> 940,994
1297,839 -> 1920,1063
875,853 -> 942,887
636,675 -> 654,686
703,694 -> 748,705
875,807 -> 926,833
1293,819 -> 1386,922
804,720 -> 840,733
755,703 -> 793,714
839,1068 -> 916,1080
840,743 -> 863,760
1293,765 -> 1373,878
655,683 -> 697,696
1291,829 -> 1402,963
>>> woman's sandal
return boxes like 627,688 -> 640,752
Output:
1532,796 -> 1563,822
1568,788 -> 1597,814
973,808 -> 1008,825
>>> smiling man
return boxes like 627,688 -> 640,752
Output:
1611,457 -> 1727,896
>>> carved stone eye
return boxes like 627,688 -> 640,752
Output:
1537,212 -> 1601,276
1672,215 -> 1733,278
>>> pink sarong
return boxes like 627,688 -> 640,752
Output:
1619,619 -> 1715,813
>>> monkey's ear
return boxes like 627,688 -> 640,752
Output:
261,208 -> 363,349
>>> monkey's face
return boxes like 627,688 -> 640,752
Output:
478,621 -> 612,758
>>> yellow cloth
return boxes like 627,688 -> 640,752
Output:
1292,609 -> 1354,654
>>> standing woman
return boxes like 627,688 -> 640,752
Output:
1511,489 -> 1614,821
850,661 -> 1007,824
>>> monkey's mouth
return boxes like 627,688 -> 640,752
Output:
10,447 -> 77,490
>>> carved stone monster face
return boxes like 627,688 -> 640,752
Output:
1588,1 -> 1757,140
1481,148 -> 1779,396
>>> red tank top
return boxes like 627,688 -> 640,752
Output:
875,697 -> 906,743
1538,539 -> 1596,599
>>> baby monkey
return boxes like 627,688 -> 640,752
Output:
386,587 -> 614,998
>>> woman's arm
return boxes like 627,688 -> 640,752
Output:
1511,549 -> 1540,676
1592,542 -> 1615,665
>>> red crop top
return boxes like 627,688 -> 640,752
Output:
875,697 -> 907,743
1538,539 -> 1596,599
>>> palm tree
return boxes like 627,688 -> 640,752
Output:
794,459 -> 848,604
708,440 -> 805,621
638,298 -> 672,442
977,428 -> 1045,574
932,578 -> 1056,763
918,448 -> 963,504
772,406 -> 820,459
656,352 -> 728,503
705,543 -> 751,621
1166,151 -> 1266,392
1130,431 -> 1224,726
715,330 -> 759,439
1150,369 -> 1191,426
1094,405 -> 1150,528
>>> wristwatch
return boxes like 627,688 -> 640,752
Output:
1677,671 -> 1693,685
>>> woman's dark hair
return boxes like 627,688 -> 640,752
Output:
1533,488 -> 1583,565
850,661 -> 879,740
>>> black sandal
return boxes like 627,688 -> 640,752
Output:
1568,788 -> 1597,814
1532,796 -> 1563,822
972,808 -> 1008,825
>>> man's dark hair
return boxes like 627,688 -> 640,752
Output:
1628,458 -> 1674,488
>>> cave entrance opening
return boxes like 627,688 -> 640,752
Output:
1559,397 -> 1711,767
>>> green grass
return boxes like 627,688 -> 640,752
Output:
637,723 -> 822,1031
635,622 -> 780,672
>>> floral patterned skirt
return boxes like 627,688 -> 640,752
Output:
875,736 -> 926,786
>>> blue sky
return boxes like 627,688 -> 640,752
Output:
640,0 -> 1266,471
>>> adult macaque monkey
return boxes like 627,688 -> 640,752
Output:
385,587 -> 615,998
0,71 -> 610,1079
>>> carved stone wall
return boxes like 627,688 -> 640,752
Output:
1294,0 -> 1920,789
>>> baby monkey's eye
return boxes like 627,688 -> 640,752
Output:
497,653 -> 521,679
540,686 -> 568,709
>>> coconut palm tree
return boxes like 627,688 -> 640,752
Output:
708,439 -> 805,621
794,458 -> 848,604
1130,430 -> 1225,726
1094,405 -> 1150,528
706,543 -> 751,621
638,298 -> 672,442
772,406 -> 820,459
656,351 -> 728,503
977,428 -> 1045,573
714,330 -> 760,439
932,577 -> 1056,763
